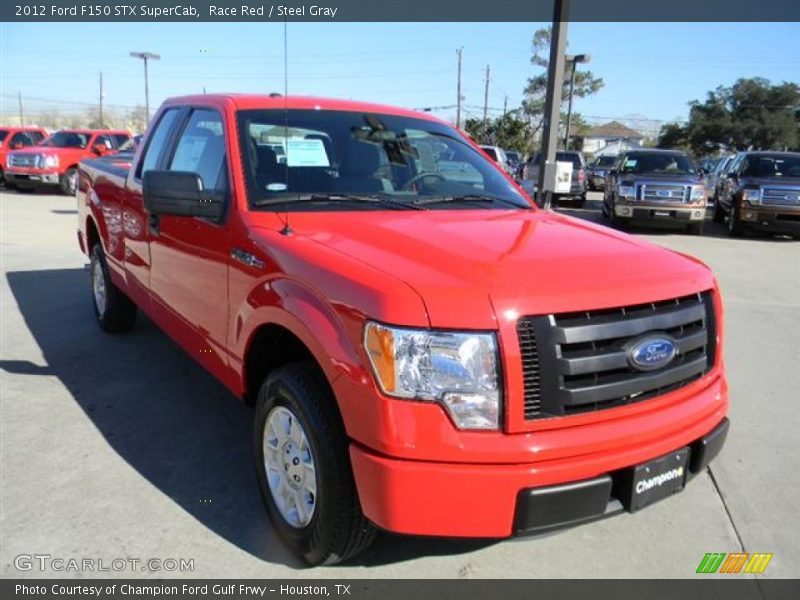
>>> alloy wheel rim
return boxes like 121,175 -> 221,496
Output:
263,405 -> 317,528
92,261 -> 106,316
68,171 -> 77,194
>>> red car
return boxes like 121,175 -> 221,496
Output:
6,129 -> 131,195
77,95 -> 728,565
0,126 -> 47,187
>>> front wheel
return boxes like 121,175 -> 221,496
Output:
687,222 -> 705,236
60,167 -> 78,196
90,244 -> 137,333
254,363 -> 376,565
727,203 -> 746,237
712,195 -> 725,224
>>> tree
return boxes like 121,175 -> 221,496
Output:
126,105 -> 149,134
464,111 -> 532,153
521,27 -> 604,141
664,78 -> 799,155
657,122 -> 690,152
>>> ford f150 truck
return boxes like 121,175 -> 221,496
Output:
7,129 -> 131,195
603,149 -> 707,234
77,95 -> 729,565
0,126 -> 47,187
712,151 -> 800,238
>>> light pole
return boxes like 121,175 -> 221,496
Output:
129,51 -> 161,123
564,53 -> 591,149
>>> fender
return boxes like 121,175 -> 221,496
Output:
231,274 -> 380,440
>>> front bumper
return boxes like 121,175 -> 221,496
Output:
5,169 -> 61,186
615,203 -> 706,225
350,375 -> 728,537
738,205 -> 800,235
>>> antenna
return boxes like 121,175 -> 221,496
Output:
279,17 -> 293,236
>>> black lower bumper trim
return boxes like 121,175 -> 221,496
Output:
513,417 -> 729,535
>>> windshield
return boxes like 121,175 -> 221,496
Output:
42,131 -> 90,149
620,152 -> 698,175
741,154 -> 800,178
595,156 -> 616,167
238,109 -> 530,211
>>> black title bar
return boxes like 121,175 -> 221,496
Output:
2,0 -> 800,22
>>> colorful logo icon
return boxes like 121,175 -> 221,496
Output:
696,552 -> 773,574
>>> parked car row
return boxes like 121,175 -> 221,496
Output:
1,127 -> 132,195
598,148 -> 800,238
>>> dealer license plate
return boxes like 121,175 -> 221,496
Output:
623,447 -> 690,512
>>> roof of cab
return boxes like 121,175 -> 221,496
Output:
161,94 -> 443,123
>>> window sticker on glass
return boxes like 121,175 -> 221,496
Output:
286,139 -> 330,167
624,159 -> 638,168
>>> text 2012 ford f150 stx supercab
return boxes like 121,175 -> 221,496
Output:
77,95 -> 729,565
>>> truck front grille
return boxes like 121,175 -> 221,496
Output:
637,184 -> 689,203
517,291 -> 716,419
8,154 -> 39,168
761,186 -> 800,206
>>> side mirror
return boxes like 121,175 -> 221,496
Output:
93,143 -> 109,155
143,170 -> 225,221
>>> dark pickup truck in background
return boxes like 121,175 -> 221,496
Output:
712,151 -> 800,238
603,149 -> 707,235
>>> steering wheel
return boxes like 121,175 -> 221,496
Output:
401,172 -> 446,191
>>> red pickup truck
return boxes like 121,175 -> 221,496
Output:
77,95 -> 729,565
7,129 -> 130,195
0,126 -> 47,187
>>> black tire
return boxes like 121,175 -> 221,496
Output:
15,186 -> 34,194
254,363 -> 376,566
687,221 -> 705,236
577,192 -> 587,206
727,202 -> 746,237
712,195 -> 725,224
60,167 -> 78,196
90,244 -> 137,333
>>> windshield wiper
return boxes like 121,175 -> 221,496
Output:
253,193 -> 423,210
413,194 -> 527,208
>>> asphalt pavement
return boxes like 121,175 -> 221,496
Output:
1,190 -> 798,579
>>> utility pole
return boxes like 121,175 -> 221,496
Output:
456,47 -> 463,129
536,0 -> 570,210
503,95 -> 508,118
483,64 -> 490,127
564,54 -> 591,149
99,71 -> 104,127
18,92 -> 24,127
129,51 -> 161,123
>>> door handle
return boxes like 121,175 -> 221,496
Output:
149,214 -> 160,236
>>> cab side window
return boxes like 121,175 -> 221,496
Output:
168,109 -> 227,192
136,109 -> 180,180
10,132 -> 35,148
113,134 -> 130,148
93,135 -> 113,150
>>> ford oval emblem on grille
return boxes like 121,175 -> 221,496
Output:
627,334 -> 678,372
656,190 -> 671,197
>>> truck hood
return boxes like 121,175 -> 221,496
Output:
276,209 -> 715,329
11,146 -> 85,158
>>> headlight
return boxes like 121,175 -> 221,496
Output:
41,155 -> 59,168
742,188 -> 761,204
690,185 -> 706,202
364,322 -> 500,430
618,185 -> 636,199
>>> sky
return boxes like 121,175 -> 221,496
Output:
1,21 -> 798,132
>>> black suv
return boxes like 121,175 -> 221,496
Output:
713,151 -> 800,238
603,149 -> 707,235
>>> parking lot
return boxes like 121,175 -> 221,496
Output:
1,188 -> 798,579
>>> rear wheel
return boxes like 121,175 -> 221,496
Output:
60,167 -> 78,196
90,244 -> 137,333
254,363 -> 376,565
